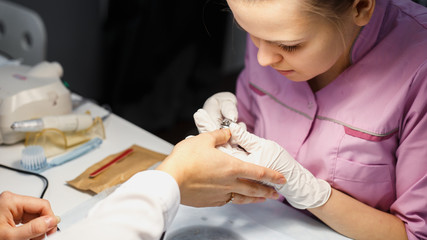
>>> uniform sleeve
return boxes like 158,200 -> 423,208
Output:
392,62 -> 427,240
50,170 -> 180,240
236,35 -> 256,133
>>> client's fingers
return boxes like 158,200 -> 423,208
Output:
230,193 -> 267,205
207,128 -> 231,147
233,178 -> 280,200
236,161 -> 286,185
11,215 -> 59,240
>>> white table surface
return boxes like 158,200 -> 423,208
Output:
166,199 -> 350,240
0,100 -> 349,239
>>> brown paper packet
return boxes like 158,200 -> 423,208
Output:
67,144 -> 167,194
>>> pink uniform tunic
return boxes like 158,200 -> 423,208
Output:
235,0 -> 427,238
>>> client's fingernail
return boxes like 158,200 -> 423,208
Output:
44,216 -> 56,228
272,192 -> 280,199
276,176 -> 286,184
43,215 -> 60,229
221,128 -> 231,137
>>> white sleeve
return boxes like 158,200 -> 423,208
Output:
50,170 -> 180,240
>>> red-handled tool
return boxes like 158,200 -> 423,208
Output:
89,148 -> 134,178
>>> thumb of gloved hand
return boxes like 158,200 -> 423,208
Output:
229,123 -> 331,209
202,92 -> 238,128
193,109 -> 218,133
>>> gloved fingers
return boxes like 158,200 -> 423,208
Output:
203,94 -> 225,125
238,121 -> 247,131
229,122 -> 264,152
229,122 -> 247,145
203,92 -> 238,123
193,109 -> 218,133
220,100 -> 238,122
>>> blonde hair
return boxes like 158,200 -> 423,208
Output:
301,0 -> 355,22
300,0 -> 356,50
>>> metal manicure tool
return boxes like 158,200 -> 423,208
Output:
220,118 -> 233,129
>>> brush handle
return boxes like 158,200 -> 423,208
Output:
49,137 -> 103,167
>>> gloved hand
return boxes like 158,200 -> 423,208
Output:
228,123 -> 331,209
194,92 -> 239,133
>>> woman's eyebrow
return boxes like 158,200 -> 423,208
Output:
232,17 -> 306,44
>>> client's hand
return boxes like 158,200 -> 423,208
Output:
229,123 -> 332,209
156,129 -> 285,207
0,191 -> 60,240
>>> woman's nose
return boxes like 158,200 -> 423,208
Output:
257,40 -> 282,67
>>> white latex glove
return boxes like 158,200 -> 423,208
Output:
228,123 -> 331,209
193,108 -> 219,133
195,92 -> 239,132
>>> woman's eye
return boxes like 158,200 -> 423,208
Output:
278,44 -> 299,53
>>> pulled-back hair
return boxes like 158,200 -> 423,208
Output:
300,0 -> 357,49
302,0 -> 355,21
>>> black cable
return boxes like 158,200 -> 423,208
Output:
0,163 -> 49,198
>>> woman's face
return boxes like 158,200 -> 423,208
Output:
227,0 -> 358,84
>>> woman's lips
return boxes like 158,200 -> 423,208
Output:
277,69 -> 294,76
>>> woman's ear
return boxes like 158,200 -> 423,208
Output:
352,0 -> 375,26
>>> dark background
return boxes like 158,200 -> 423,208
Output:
6,0 -> 426,144
7,0 -> 247,144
